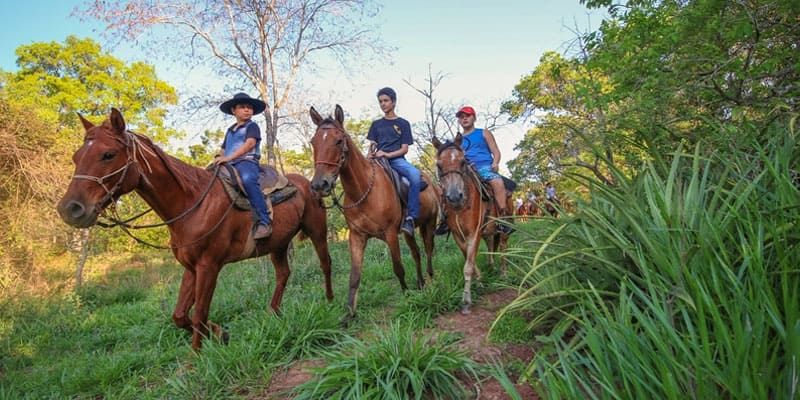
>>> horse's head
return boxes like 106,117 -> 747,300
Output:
432,133 -> 468,209
57,108 -> 143,228
308,105 -> 348,196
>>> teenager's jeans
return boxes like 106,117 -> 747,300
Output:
388,157 -> 421,219
232,160 -> 271,225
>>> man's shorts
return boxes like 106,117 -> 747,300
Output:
475,164 -> 502,182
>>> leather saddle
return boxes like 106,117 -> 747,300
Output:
467,164 -> 517,202
213,163 -> 297,211
375,157 -> 429,213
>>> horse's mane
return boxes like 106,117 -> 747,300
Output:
319,116 -> 362,159
96,120 -> 208,194
130,132 -> 209,194
435,140 -> 462,157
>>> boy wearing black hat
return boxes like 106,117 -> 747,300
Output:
215,92 -> 272,239
367,87 -> 420,235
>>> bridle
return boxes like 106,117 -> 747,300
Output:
71,132 -> 141,216
436,146 -> 478,208
313,123 -> 375,210
70,129 -> 234,249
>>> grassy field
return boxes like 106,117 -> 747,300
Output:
0,223 -> 543,399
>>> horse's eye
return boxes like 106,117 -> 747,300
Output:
335,138 -> 343,146
102,151 -> 116,161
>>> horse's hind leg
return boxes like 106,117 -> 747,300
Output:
402,232 -> 425,289
269,248 -> 291,314
172,268 -> 195,333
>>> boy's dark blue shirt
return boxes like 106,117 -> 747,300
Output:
367,117 -> 413,157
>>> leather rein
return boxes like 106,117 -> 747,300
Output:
70,130 -> 236,249
314,124 -> 376,210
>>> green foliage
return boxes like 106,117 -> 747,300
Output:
292,323 -> 480,400
0,36 -> 182,274
5,35 -> 179,142
503,122 -> 800,398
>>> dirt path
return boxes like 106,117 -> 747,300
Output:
261,288 -> 537,399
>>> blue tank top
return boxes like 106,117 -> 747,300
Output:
462,128 -> 493,167
223,120 -> 261,161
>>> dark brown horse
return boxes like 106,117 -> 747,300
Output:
308,105 -> 439,319
432,134 -> 511,314
56,109 -> 333,349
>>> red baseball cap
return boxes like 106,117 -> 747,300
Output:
456,106 -> 476,117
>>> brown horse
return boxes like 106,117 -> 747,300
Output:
308,105 -> 439,319
56,109 -> 333,350
432,134 -> 511,314
516,199 -> 541,221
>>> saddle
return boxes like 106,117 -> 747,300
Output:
469,164 -> 517,202
375,157 -> 429,214
213,163 -> 298,212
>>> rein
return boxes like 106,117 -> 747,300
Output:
314,125 -> 376,211
72,130 -> 237,250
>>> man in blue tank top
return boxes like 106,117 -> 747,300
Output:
367,87 -> 420,235
214,92 -> 272,239
457,106 -> 511,233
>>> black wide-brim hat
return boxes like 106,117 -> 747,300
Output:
220,92 -> 267,115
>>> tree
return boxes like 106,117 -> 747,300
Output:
504,51 -> 630,186
581,0 -> 800,146
0,36 -> 178,286
83,0 -> 389,165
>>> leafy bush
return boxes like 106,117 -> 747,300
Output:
292,322 -> 480,400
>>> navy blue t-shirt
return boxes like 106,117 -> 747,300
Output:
367,117 -> 413,158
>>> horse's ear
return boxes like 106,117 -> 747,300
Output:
77,113 -> 94,131
309,106 -> 323,126
431,136 -> 442,150
454,132 -> 463,147
109,108 -> 126,134
334,104 -> 345,126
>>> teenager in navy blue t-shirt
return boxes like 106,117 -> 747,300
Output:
367,87 -> 420,236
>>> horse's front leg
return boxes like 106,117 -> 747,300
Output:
190,262 -> 223,350
172,268 -> 195,333
462,236 -> 481,314
269,247 -> 291,313
345,232 -> 368,322
386,230 -> 408,291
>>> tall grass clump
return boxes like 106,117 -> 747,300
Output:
292,322 -> 480,399
503,122 -> 800,399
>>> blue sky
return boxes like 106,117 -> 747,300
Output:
0,0 -> 604,169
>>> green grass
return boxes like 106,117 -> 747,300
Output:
0,224 -> 527,399
502,124 -> 800,399
292,323 -> 479,400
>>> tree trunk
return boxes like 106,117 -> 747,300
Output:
74,228 -> 90,288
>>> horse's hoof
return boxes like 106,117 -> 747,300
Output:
221,330 -> 230,345
461,305 -> 471,315
340,313 -> 356,328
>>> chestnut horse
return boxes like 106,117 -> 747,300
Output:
432,135 -> 511,314
57,109 -> 333,349
308,105 -> 439,319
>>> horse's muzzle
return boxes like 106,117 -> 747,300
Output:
444,190 -> 465,209
57,199 -> 99,228
310,175 -> 335,196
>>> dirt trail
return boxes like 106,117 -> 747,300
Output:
261,288 -> 537,399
